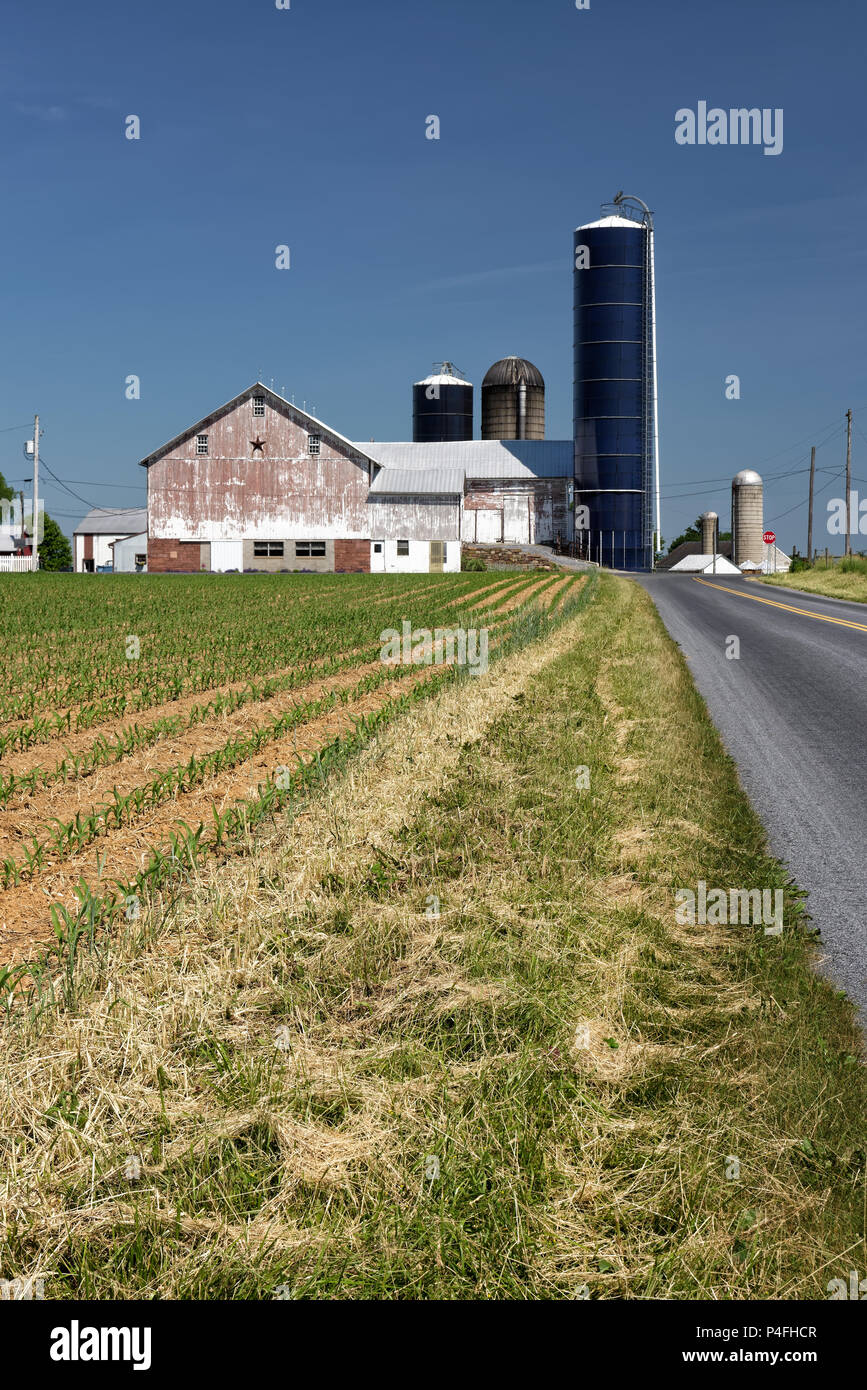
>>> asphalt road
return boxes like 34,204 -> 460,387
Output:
634,573 -> 867,1021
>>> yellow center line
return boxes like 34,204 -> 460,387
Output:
692,577 -> 867,633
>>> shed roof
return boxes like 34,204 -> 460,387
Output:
358,440 -> 573,481
74,508 -> 148,536
368,467 -> 464,496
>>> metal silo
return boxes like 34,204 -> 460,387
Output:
731,470 -> 764,567
700,511 -> 719,555
412,362 -> 473,442
573,194 -> 660,571
481,356 -> 545,439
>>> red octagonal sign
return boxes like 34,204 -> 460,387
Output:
763,530 -> 776,545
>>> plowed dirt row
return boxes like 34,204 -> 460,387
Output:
493,575 -> 557,614
0,660 -> 394,863
451,575 -> 533,612
0,665 -> 444,959
538,575 -> 577,609
0,652 -> 373,783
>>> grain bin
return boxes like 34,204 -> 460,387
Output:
481,357 -> 545,440
700,511 -> 719,555
412,363 -> 473,443
731,470 -> 764,567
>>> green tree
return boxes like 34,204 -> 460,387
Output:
667,515 -> 731,554
0,468 -> 13,503
38,515 -> 72,571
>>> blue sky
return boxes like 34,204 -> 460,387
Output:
2,0 -> 866,552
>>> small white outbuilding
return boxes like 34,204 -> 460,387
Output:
668,553 -> 742,575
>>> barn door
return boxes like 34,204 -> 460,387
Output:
429,540 -> 444,573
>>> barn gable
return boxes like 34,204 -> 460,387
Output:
141,384 -> 377,562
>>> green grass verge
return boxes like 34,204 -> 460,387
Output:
762,555 -> 867,602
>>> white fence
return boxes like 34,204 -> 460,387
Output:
0,555 -> 38,572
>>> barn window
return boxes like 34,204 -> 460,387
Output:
397,540 -> 409,556
308,434 -> 321,456
295,541 -> 326,558
254,541 -> 284,557
373,542 -> 382,553
196,434 -> 209,455
252,396 -> 265,416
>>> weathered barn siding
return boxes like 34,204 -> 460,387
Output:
366,495 -> 461,541
147,395 -> 372,545
462,480 -> 572,545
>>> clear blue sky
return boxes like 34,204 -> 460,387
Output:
2,0 -> 866,552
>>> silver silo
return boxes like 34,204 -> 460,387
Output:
731,470 -> 764,567
700,511 -> 719,555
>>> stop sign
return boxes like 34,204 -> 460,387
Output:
763,530 -> 776,545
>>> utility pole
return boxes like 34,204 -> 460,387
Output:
807,445 -> 815,562
19,489 -> 26,552
32,413 -> 40,571
845,409 -> 852,558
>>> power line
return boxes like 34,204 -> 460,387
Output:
766,466 -> 844,524
661,421 -> 847,502
37,454 -> 115,512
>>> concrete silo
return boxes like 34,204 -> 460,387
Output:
481,357 -> 545,440
700,511 -> 719,555
573,194 -> 660,571
412,363 -> 473,443
731,470 -> 764,567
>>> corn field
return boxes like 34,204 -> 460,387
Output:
0,569 -> 586,972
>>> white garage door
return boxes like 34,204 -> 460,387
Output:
476,509 -> 502,543
504,495 -> 530,544
210,540 -> 244,572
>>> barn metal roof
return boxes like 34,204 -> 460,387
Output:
368,467 -> 464,496
358,440 -> 573,480
74,507 -> 148,535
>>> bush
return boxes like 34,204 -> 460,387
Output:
461,555 -> 486,572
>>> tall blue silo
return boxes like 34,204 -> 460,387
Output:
573,199 -> 659,570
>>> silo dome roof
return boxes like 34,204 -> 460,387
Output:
482,356 -> 545,388
732,469 -> 763,486
699,510 -> 719,519
415,370 -> 471,387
